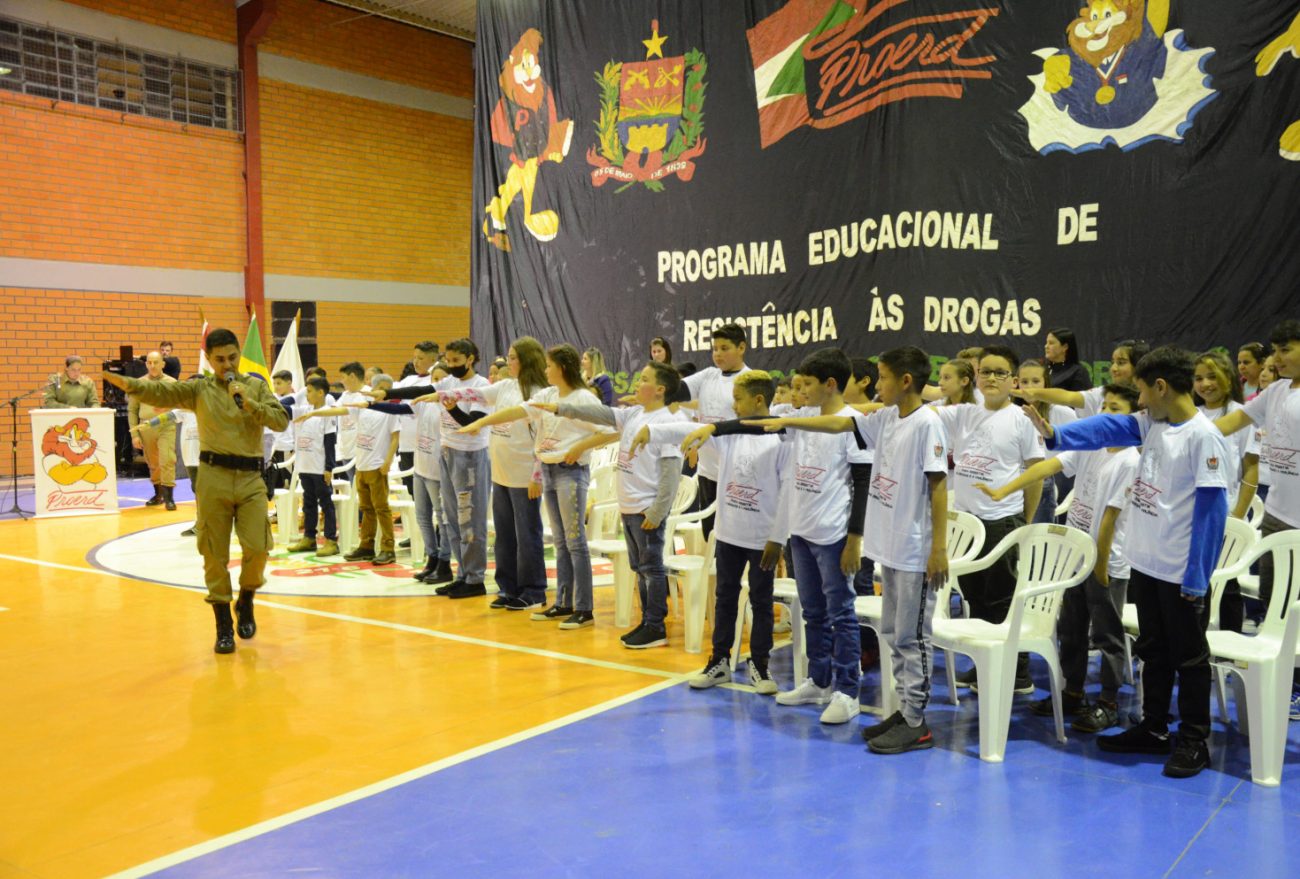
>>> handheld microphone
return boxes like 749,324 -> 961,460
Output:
223,371 -> 244,409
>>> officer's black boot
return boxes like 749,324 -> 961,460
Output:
234,589 -> 257,639
145,483 -> 164,506
213,603 -> 235,654
163,485 -> 176,511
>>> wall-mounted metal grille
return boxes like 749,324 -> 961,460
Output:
0,15 -> 241,132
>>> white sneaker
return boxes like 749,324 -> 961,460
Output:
748,662 -> 778,695
775,677 -> 832,706
820,691 -> 861,724
688,657 -> 730,689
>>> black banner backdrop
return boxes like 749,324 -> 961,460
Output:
471,1 -> 1300,384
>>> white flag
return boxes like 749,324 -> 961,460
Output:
272,311 -> 305,390
198,317 -> 212,375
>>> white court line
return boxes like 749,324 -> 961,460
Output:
0,553 -> 684,681
101,675 -> 683,879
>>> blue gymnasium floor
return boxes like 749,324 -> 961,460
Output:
141,653 -> 1300,879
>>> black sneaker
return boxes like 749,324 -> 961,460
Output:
955,667 -> 977,689
1030,691 -> 1086,717
531,605 -> 573,621
619,623 -> 646,643
1072,701 -> 1121,734
1097,722 -> 1172,754
344,547 -> 375,562
448,581 -> 487,599
506,597 -> 545,612
1162,737 -> 1211,778
558,611 -> 595,629
435,579 -> 464,596
689,657 -> 730,689
868,719 -> 935,754
489,595 -> 510,609
861,710 -> 905,743
623,626 -> 668,649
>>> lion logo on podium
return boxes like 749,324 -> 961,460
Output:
42,418 -> 108,486
482,29 -> 573,251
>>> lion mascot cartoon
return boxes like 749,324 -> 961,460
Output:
42,418 -> 108,486
1042,0 -> 1170,128
482,28 -> 574,251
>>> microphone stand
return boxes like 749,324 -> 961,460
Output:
5,384 -> 46,519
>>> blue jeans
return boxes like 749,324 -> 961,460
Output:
790,534 -> 861,695
493,482 -> 546,603
543,463 -> 592,611
1031,475 -> 1057,524
300,472 -> 336,540
714,540 -> 774,666
413,474 -> 450,561
623,512 -> 668,629
439,447 -> 490,585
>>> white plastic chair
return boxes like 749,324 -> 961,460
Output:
1207,530 -> 1300,786
272,454 -> 300,546
1124,517 -> 1259,699
934,524 -> 1096,763
329,458 -> 359,552
854,511 -> 986,717
772,577 -> 803,680
1246,494 -> 1265,531
666,530 -> 718,653
1053,488 -> 1074,519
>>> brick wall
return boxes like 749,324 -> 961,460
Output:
57,0 -> 237,43
315,301 -> 470,378
261,79 -> 473,284
0,93 -> 246,271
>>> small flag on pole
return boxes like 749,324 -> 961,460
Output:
271,309 -> 305,390
239,312 -> 272,384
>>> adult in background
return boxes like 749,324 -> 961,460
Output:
43,356 -> 99,408
1044,327 -> 1093,392
128,351 -> 179,509
582,347 -> 615,406
103,328 -> 289,655
160,341 -> 181,379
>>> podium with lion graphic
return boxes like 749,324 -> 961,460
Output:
30,408 -> 118,517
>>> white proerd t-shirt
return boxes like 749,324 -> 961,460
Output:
529,386 -> 603,465
413,400 -> 442,481
935,403 -> 1043,520
852,405 -> 948,573
773,405 -> 873,546
1125,412 -> 1231,582
179,410 -> 200,468
290,404 -> 330,475
1058,447 -> 1140,579
336,387 -> 370,459
434,374 -> 490,453
1242,380 -> 1300,527
611,406 -> 683,514
682,366 -> 751,482
648,421 -> 792,551
1200,401 -> 1259,510
353,408 -> 398,473
393,374 -> 426,453
476,378 -> 536,488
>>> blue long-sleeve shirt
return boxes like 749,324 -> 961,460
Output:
1050,413 -> 1229,596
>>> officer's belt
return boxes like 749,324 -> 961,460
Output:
199,451 -> 264,472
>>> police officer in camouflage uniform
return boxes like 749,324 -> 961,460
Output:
104,328 -> 288,654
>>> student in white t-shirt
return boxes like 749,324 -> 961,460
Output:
267,371 -> 297,498
679,323 -> 751,540
391,343 -> 439,501
379,339 -> 492,597
978,384 -> 1142,734
285,376 -> 339,556
634,370 -> 791,694
335,362 -> 371,479
1016,340 -> 1149,418
744,348 -> 873,725
356,362 -> 454,585
463,344 -> 618,627
450,339 -> 551,611
1018,358 -> 1078,524
303,374 -> 400,566
1033,347 -> 1230,779
1214,320 -> 1300,715
536,361 -> 684,649
933,345 -> 1045,693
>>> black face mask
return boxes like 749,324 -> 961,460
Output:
447,364 -> 470,379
